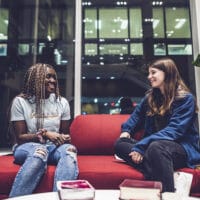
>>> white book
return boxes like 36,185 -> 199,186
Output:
162,192 -> 200,200
174,172 -> 193,196
57,180 -> 95,200
119,179 -> 162,200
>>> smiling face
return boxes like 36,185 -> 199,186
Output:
148,67 -> 165,93
45,67 -> 57,98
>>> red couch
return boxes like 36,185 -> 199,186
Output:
0,114 -> 200,199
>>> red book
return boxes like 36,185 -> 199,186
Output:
119,179 -> 162,200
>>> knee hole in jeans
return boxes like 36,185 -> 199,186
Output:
67,147 -> 77,153
66,146 -> 77,161
33,147 -> 48,161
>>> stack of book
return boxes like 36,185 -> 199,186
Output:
57,180 -> 95,200
119,179 -> 162,200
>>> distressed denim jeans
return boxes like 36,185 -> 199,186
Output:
9,142 -> 79,197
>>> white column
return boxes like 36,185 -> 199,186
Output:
74,0 -> 82,117
190,0 -> 200,129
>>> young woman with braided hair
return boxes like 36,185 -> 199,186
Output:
114,58 -> 200,193
9,63 -> 78,197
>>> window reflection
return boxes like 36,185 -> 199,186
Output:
0,8 -> 8,40
0,0 -> 75,148
168,44 -> 192,55
85,43 -> 97,55
130,8 -> 143,38
84,9 -> 97,38
0,43 -> 7,56
154,43 -> 166,56
82,1 -> 193,116
153,8 -> 164,38
18,44 -> 30,56
166,8 -> 191,38
99,8 -> 128,38
81,97 -> 141,114
130,43 -> 143,55
99,44 -> 128,55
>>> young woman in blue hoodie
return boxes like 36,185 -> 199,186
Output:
114,57 -> 200,192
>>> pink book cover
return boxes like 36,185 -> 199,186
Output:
58,180 -> 94,189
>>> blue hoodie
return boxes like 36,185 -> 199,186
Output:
121,93 -> 200,168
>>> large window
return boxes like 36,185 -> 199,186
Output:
166,7 -> 191,38
153,8 -> 164,38
0,0 -> 194,147
83,7 -> 143,60
153,7 -> 192,56
0,8 -> 8,56
84,9 -> 97,39
0,8 -> 8,40
99,8 -> 128,39
130,8 -> 143,38
0,0 -> 76,147
82,0 -> 194,115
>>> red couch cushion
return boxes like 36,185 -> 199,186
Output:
0,155 -> 144,197
70,114 -> 130,155
77,155 -> 144,189
0,155 -> 20,195
70,114 -> 145,155
0,155 -> 56,196
1,155 -> 200,197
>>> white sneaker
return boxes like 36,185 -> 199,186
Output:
174,172 -> 193,196
114,154 -> 125,162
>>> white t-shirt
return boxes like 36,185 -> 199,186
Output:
10,93 -> 71,134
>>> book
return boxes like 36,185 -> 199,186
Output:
119,179 -> 162,200
173,172 -> 193,196
162,192 -> 200,200
57,180 -> 95,200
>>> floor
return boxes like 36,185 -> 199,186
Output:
0,148 -> 12,156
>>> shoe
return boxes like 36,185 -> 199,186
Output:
114,154 -> 125,162
174,171 -> 193,196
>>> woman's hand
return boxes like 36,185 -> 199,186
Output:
60,134 -> 71,143
120,132 -> 131,138
129,151 -> 143,164
45,131 -> 71,146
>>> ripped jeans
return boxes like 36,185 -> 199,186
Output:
9,142 -> 79,197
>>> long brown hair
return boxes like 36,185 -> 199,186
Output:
146,58 -> 196,116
